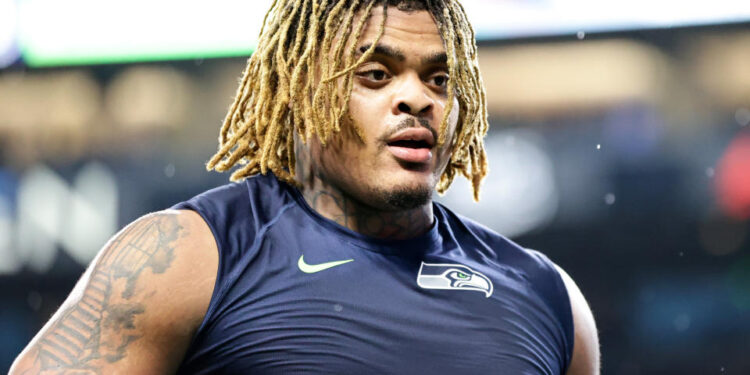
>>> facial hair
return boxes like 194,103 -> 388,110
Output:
355,117 -> 435,210
366,182 -> 432,211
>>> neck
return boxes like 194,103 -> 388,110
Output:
293,139 -> 434,239
298,175 -> 434,240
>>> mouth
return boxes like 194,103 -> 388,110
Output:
385,128 -> 435,164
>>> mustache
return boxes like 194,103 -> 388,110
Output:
378,117 -> 437,144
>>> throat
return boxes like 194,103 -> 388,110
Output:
299,184 -> 434,240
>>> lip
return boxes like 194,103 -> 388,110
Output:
386,128 -> 436,148
385,128 -> 435,164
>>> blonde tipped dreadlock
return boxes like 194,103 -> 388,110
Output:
207,0 -> 489,201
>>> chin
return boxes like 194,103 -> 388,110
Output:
367,178 -> 433,211
384,185 -> 432,210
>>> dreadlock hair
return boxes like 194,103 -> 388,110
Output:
206,0 -> 489,200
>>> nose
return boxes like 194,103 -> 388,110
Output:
392,73 -> 433,118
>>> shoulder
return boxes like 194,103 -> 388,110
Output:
10,209 -> 218,374
437,204 -> 589,370
183,172 -> 288,204
175,173 -> 294,229
440,205 -> 572,312
89,209 -> 219,340
436,203 -> 559,278
175,178 -> 251,214
554,264 -> 601,375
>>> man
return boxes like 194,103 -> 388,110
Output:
12,0 -> 599,374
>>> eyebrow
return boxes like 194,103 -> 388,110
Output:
358,43 -> 405,61
421,52 -> 447,66
357,43 -> 448,66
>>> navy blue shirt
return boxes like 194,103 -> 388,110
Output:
173,174 -> 574,374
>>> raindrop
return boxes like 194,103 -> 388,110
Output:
333,304 -> 343,312
721,367 -> 725,372
576,31 -> 586,40
604,193 -> 616,205
596,144 -> 601,150
164,163 -> 176,178
679,252 -> 684,257
705,167 -> 715,178
735,108 -> 750,127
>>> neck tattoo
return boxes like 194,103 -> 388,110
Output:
294,139 -> 433,240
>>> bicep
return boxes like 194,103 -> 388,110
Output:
10,210 -> 217,375
555,265 -> 600,375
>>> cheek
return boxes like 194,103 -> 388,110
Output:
349,87 -> 390,139
315,132 -> 369,181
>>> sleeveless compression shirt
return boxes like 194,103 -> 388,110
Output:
172,174 -> 574,374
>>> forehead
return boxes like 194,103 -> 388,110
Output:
355,6 -> 445,57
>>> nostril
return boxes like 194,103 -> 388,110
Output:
419,104 -> 432,115
398,102 -> 411,114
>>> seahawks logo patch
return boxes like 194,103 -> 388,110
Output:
417,262 -> 493,298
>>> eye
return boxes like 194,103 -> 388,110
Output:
357,69 -> 390,82
430,73 -> 449,88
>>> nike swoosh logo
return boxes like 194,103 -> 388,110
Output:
297,255 -> 354,274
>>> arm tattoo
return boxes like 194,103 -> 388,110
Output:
25,214 -> 183,374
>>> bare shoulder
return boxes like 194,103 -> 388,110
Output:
10,209 -> 218,375
554,264 -> 601,375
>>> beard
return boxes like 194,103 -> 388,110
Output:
310,138 -> 437,212
367,183 -> 433,211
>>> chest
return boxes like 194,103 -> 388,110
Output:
183,233 -> 565,375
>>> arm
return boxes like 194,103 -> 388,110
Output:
555,265 -> 601,375
10,210 -> 218,375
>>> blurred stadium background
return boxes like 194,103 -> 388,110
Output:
1,0 -> 750,373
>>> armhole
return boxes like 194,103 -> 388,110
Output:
176,204 -> 225,344
177,198 -> 297,344
529,250 -> 576,373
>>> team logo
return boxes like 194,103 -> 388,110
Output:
417,262 -> 493,298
